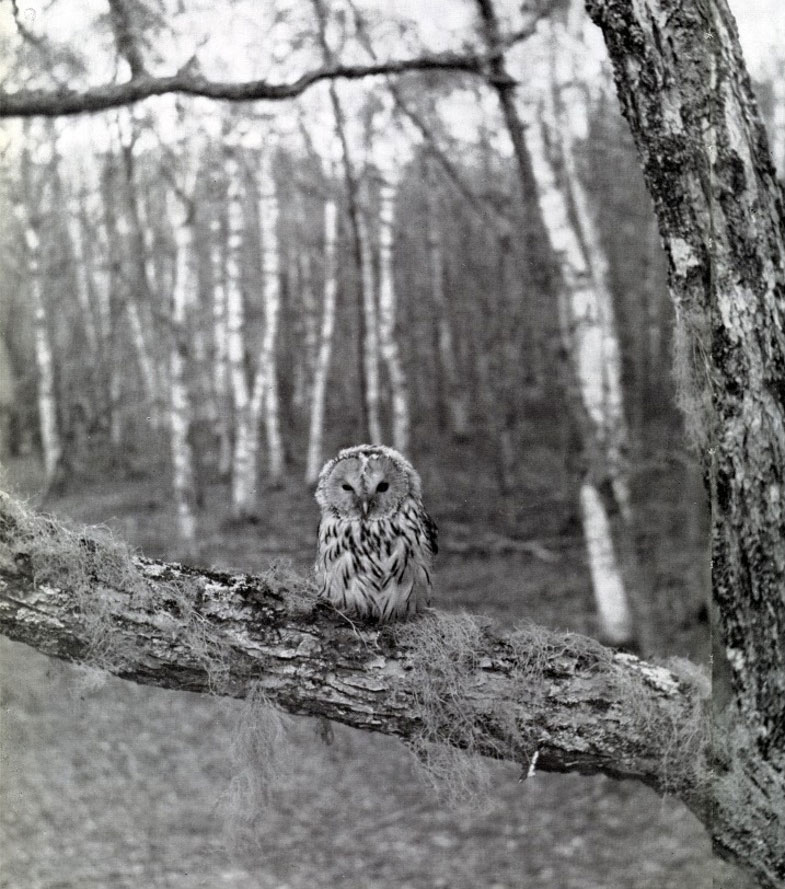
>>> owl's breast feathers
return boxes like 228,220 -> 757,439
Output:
316,496 -> 437,621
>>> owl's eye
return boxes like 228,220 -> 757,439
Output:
341,483 -> 354,492
376,481 -> 389,493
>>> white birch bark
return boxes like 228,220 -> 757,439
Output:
357,188 -> 383,444
22,220 -> 62,481
166,193 -> 197,547
257,150 -> 284,481
305,197 -> 338,485
225,154 -> 261,517
377,176 -> 410,454
512,18 -> 639,646
580,483 -> 633,644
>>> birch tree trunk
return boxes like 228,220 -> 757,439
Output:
305,196 -> 338,484
65,196 -> 100,360
585,0 -> 785,883
524,105 -> 635,647
357,185 -> 383,444
166,192 -> 198,549
21,217 -> 62,482
425,159 -> 468,439
257,149 -> 284,482
99,161 -> 124,449
474,0 -> 641,646
118,133 -> 162,429
377,175 -> 410,455
209,217 -> 232,479
225,153 -> 262,518
113,204 -> 159,431
292,250 -> 319,412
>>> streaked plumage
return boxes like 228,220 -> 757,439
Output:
314,444 -> 438,621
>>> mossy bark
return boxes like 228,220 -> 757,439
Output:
1,491 -> 706,793
586,0 -> 785,885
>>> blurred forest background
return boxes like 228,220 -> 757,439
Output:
0,0 -> 782,886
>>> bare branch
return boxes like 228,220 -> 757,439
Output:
0,52 -> 489,118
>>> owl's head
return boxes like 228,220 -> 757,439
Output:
315,444 -> 422,521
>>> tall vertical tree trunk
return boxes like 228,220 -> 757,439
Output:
118,133 -> 162,429
357,186 -> 383,444
99,162 -> 124,449
65,197 -> 100,359
224,154 -> 261,518
377,177 -> 410,455
305,196 -> 338,484
475,0 -> 643,647
525,103 -> 638,647
209,217 -> 232,480
311,0 -> 370,440
113,201 -> 158,432
292,249 -> 319,413
21,217 -> 62,482
424,159 -> 468,439
257,149 -> 284,482
167,193 -> 198,549
584,0 -> 785,881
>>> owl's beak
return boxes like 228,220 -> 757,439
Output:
361,498 -> 370,518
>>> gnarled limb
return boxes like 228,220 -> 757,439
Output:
0,495 -> 706,810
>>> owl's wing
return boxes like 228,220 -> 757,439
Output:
423,510 -> 439,556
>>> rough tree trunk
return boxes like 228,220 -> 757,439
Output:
305,195 -> 339,484
585,0 -> 785,884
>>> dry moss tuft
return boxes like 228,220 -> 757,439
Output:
394,611 -> 494,806
220,682 -> 300,849
0,491 -> 230,685
263,559 -> 319,616
609,654 -> 711,798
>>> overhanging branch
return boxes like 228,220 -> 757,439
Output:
1,52 -> 484,118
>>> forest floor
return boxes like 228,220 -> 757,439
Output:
0,442 -> 754,889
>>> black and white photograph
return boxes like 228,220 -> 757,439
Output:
0,0 -> 783,886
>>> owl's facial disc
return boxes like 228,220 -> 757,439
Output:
328,454 -> 407,520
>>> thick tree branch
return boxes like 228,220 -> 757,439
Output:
0,493 -> 771,884
0,492 -> 703,786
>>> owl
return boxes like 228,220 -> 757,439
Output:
314,444 -> 438,622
